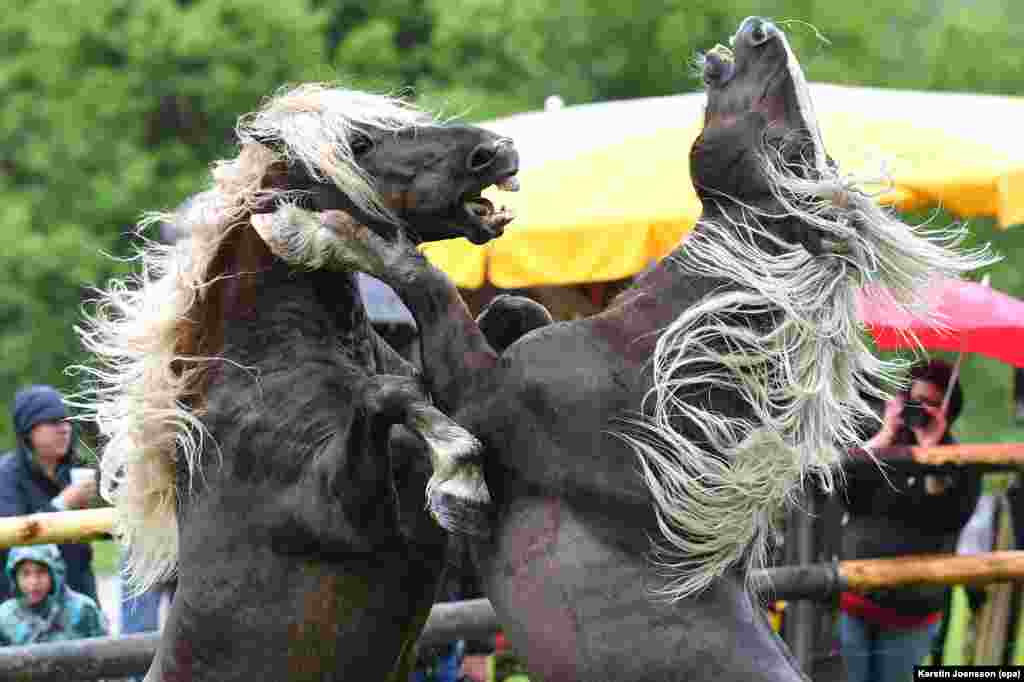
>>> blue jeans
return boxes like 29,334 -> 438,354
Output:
121,556 -> 169,682
121,585 -> 162,634
839,612 -> 941,682
411,640 -> 465,682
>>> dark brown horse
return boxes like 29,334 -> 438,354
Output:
253,19 -> 992,681
77,84 -> 520,681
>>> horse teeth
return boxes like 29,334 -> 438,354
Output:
496,176 -> 520,192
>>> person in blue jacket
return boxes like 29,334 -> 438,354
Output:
0,386 -> 99,602
0,543 -> 107,645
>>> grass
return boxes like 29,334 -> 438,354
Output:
939,586 -> 1024,666
92,539 -> 121,577
941,587 -> 970,664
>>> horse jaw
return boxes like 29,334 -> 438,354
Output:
770,22 -> 826,173
702,18 -> 827,175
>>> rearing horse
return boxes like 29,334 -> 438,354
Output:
76,84 -> 520,681
253,19 -> 993,682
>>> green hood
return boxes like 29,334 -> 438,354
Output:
5,544 -> 66,607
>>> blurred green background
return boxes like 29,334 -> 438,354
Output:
2,0 -> 1024,445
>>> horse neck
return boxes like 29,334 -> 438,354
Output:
387,215 -> 749,412
591,215 -> 747,360
184,224 -> 376,401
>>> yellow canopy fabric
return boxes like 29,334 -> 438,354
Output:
422,83 -> 1024,289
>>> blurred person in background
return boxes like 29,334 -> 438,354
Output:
0,385 -> 99,602
0,543 -> 107,645
838,359 -> 980,682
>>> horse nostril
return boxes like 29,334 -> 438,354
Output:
467,142 -> 499,172
749,20 -> 775,46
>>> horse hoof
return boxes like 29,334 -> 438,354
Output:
428,480 -> 492,538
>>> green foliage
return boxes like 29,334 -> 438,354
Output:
0,0 -> 331,442
3,0 -> 1024,447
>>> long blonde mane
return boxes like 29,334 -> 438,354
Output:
617,152 -> 996,602
74,84 -> 434,593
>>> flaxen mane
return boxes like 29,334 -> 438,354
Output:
618,152 -> 995,601
74,85 -> 436,593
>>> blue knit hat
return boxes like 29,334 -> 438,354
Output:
12,385 -> 68,435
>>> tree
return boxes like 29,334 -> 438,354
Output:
0,0 -> 332,442
3,0 -> 1024,446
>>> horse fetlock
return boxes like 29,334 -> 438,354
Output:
251,205 -> 389,274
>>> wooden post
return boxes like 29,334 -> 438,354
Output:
0,508 -> 116,548
784,487 -> 819,673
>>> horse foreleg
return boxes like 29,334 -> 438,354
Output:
362,376 -> 491,538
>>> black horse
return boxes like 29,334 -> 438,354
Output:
77,84 -> 520,681
255,19 -> 991,682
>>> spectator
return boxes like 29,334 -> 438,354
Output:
0,543 -> 107,645
0,385 -> 99,602
838,359 -> 981,682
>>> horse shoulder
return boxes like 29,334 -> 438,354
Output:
455,321 -> 644,494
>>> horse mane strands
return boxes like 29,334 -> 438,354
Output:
74,84 -> 436,594
238,83 -> 435,225
617,152 -> 995,602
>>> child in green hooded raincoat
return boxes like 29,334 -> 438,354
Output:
0,543 -> 108,645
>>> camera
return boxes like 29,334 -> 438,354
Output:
901,400 -> 931,429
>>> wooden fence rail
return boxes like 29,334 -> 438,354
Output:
2,442 -> 1020,549
852,442 -> 1024,469
5,554 -> 1024,680
0,507 -> 116,548
1,444 -> 1022,680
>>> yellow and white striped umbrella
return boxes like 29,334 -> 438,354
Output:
422,83 -> 1024,289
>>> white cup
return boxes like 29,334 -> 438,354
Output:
70,467 -> 95,486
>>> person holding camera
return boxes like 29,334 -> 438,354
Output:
837,359 -> 981,682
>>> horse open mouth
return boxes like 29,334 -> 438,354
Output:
702,44 -> 736,86
459,173 -> 519,244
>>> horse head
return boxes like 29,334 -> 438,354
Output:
246,85 -> 519,247
692,17 -> 828,254
77,84 -> 514,681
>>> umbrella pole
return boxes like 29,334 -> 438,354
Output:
943,350 -> 964,414
942,275 -> 990,413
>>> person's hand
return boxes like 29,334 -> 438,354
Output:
866,394 -> 904,450
59,480 -> 98,510
880,394 -> 905,434
912,401 -> 948,447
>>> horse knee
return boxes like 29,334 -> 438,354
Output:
361,375 -> 426,419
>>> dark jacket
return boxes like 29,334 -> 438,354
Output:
841,428 -> 981,615
0,445 -> 96,603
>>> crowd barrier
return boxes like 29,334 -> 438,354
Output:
0,442 -> 1020,679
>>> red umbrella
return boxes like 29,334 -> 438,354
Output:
857,277 -> 1024,368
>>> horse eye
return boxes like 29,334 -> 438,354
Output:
350,132 -> 374,158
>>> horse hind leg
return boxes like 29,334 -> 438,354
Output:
363,376 -> 491,538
